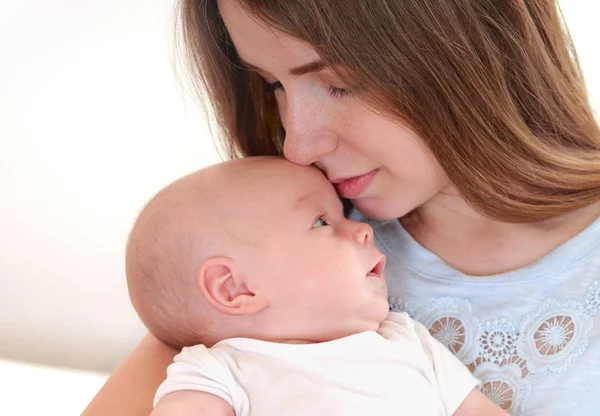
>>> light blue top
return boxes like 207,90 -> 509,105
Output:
351,209 -> 600,416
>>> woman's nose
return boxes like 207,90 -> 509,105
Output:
281,96 -> 338,166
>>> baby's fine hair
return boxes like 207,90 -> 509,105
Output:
125,173 -> 216,349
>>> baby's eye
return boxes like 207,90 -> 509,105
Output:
312,216 -> 329,229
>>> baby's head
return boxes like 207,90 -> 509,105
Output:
126,157 -> 388,349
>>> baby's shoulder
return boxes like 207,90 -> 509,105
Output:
377,312 -> 425,344
380,311 -> 412,327
173,343 -> 220,366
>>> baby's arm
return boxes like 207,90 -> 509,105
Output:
153,344 -> 241,415
151,391 -> 234,416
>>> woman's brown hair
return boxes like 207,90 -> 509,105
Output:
177,0 -> 600,222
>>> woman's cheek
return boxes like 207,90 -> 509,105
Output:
274,93 -> 287,126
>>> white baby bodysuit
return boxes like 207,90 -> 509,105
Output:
154,312 -> 480,415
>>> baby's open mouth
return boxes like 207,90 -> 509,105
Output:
367,255 -> 386,279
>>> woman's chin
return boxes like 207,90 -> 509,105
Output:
353,197 -> 409,221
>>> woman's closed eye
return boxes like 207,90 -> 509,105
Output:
327,85 -> 352,98
265,80 -> 353,99
312,216 -> 330,229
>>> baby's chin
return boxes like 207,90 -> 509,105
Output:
375,300 -> 392,323
363,281 -> 389,321
363,297 -> 392,330
341,304 -> 392,338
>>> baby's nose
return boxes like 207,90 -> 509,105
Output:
353,222 -> 374,245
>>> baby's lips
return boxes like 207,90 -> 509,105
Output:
368,255 -> 387,278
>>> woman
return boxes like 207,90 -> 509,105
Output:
84,0 -> 600,415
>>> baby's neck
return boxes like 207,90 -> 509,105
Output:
279,338 -> 316,345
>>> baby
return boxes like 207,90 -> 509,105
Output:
126,157 -> 506,415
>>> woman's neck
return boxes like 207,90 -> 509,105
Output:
400,187 -> 600,276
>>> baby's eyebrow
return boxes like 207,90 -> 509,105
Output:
293,193 -> 315,211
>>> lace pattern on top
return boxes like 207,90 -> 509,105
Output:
389,280 -> 600,416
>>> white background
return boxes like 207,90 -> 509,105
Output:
0,0 -> 220,374
0,0 -> 598,412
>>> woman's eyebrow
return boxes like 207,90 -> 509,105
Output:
239,57 -> 327,76
289,60 -> 326,76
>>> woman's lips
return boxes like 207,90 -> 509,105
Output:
332,169 -> 378,199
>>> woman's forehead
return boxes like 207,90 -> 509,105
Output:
218,0 -> 320,74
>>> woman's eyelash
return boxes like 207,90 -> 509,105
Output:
265,80 -> 352,99
327,85 -> 352,98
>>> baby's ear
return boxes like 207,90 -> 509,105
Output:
197,257 -> 267,316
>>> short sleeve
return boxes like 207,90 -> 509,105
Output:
380,312 -> 481,415
153,345 -> 235,409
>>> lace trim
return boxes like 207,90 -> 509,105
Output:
389,280 -> 600,415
